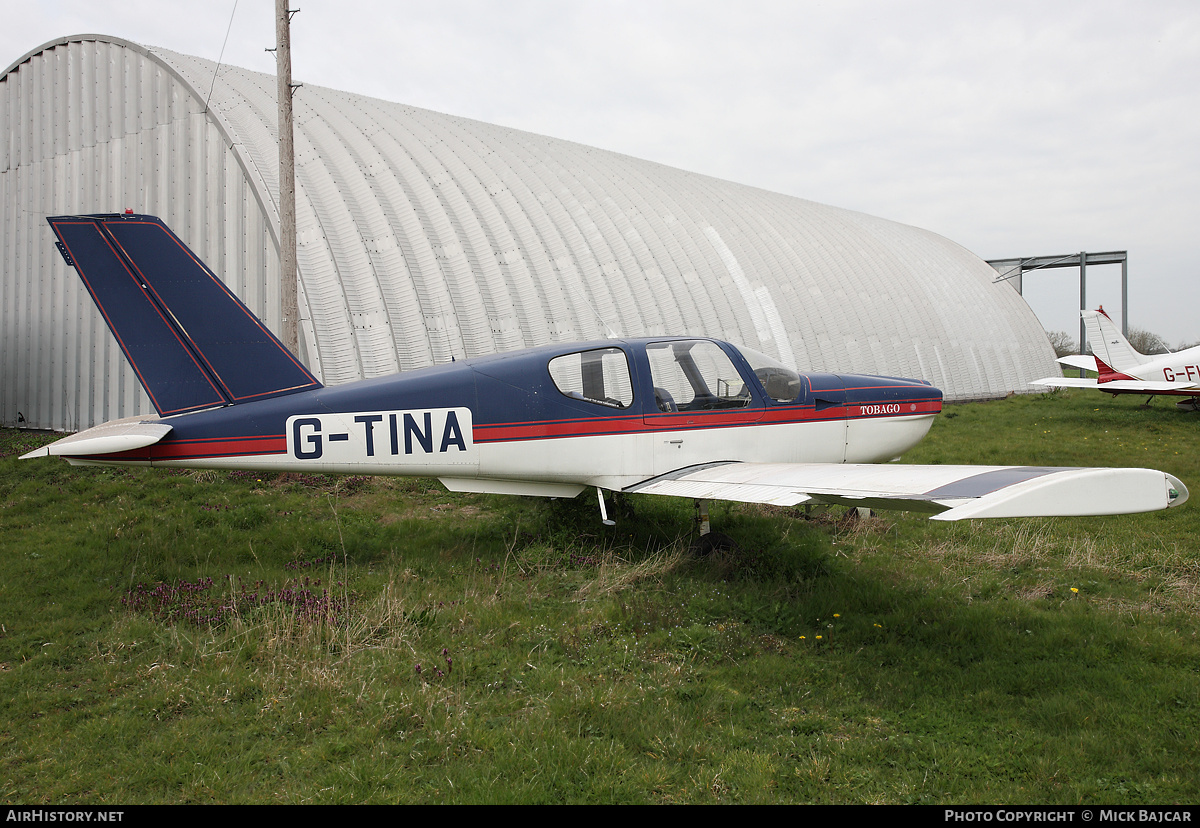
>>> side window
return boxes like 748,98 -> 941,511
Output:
645,340 -> 750,412
738,346 -> 804,404
548,348 -> 634,408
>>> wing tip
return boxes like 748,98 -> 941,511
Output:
932,468 -> 1187,520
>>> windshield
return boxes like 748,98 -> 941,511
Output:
645,340 -> 751,412
736,346 -> 804,403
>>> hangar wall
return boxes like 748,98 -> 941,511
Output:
1,35 -> 1059,432
1,36 -> 280,431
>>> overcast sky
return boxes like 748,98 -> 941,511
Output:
6,1 -> 1199,345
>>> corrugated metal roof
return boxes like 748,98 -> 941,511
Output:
1,35 -> 1058,431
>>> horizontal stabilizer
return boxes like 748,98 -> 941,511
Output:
48,214 -> 321,416
1056,354 -> 1097,372
20,417 -> 173,459
1032,377 -> 1099,389
625,461 -> 1187,519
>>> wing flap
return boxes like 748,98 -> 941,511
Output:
20,417 -> 173,459
629,476 -> 813,507
625,461 -> 1187,519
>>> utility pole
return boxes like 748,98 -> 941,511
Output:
276,0 -> 299,354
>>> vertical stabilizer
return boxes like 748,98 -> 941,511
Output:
1083,308 -> 1147,377
48,214 -> 321,417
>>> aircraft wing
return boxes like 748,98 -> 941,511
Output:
19,417 -> 173,459
1031,377 -> 1200,392
625,461 -> 1187,520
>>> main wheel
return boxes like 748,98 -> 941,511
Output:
689,531 -> 739,556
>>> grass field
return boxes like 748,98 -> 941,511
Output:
2,388 -> 1198,804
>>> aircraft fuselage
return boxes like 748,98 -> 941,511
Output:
64,338 -> 943,496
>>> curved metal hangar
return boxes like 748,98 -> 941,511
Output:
1,35 -> 1057,431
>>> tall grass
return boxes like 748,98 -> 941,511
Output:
2,390 -> 1199,803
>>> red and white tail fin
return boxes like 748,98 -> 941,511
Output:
1082,307 -> 1147,380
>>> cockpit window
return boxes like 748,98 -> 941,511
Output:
645,340 -> 751,412
738,346 -> 804,403
548,347 -> 634,408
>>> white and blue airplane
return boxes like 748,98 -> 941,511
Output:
21,214 -> 1188,527
1035,308 -> 1200,408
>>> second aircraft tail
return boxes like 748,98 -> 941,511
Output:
1082,307 -> 1148,380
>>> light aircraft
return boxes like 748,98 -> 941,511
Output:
21,214 -> 1188,529
1034,308 -> 1200,408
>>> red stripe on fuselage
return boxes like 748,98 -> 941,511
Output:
150,435 -> 288,460
74,434 -> 287,464
476,414 -> 645,442
475,400 -> 940,443
76,399 -> 940,463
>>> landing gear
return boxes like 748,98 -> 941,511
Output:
593,488 -> 635,525
596,487 -> 616,526
689,498 -> 738,555
592,492 -> 739,553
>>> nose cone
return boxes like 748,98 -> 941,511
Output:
837,374 -> 944,463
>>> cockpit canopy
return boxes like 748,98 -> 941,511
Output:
542,338 -> 805,413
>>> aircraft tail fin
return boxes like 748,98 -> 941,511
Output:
1082,307 -> 1147,380
48,214 -> 321,417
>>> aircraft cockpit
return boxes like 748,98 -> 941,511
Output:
735,345 -> 804,404
645,339 -> 754,413
544,338 -> 809,414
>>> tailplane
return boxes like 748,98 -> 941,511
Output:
48,214 -> 321,417
1083,307 -> 1148,380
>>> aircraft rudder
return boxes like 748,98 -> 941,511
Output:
1082,308 -> 1146,374
48,214 -> 229,416
48,213 -> 322,416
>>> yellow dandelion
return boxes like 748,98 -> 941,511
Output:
815,635 -> 822,640
833,614 -> 840,618
1071,587 -> 1079,594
